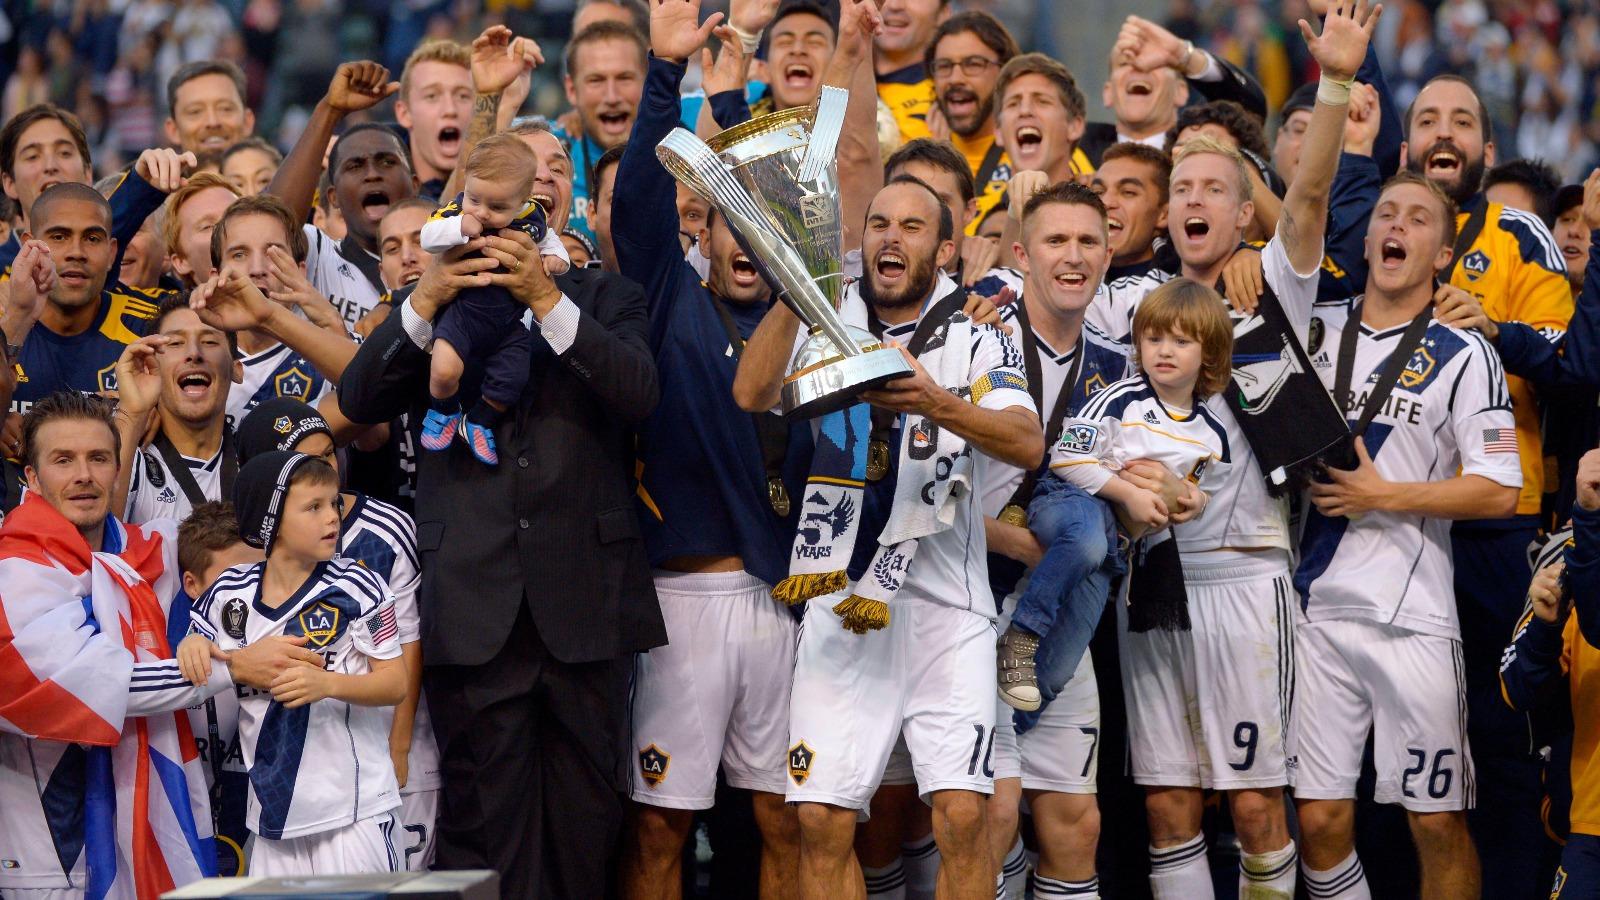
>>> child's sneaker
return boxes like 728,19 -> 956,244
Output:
997,625 -> 1042,711
420,409 -> 459,451
459,418 -> 499,465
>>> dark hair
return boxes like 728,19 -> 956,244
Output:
221,136 -> 282,170
30,181 -> 111,232
327,123 -> 410,176
884,138 -> 976,205
881,174 -> 955,243
22,390 -> 118,470
166,60 -> 248,117
1483,158 -> 1563,226
995,53 -> 1087,123
594,142 -> 627,188
210,194 -> 311,269
0,103 -> 91,182
564,20 -> 648,79
1099,142 -> 1173,206
178,501 -> 244,578
770,0 -> 836,38
1021,180 -> 1108,229
315,170 -> 335,213
288,455 -> 339,490
153,292 -> 238,356
924,10 -> 1019,76
1166,100 -> 1269,161
1380,170 -> 1460,248
1404,74 -> 1492,145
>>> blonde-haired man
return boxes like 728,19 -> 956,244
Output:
396,40 -> 474,201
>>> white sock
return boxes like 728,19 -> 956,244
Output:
1148,834 -> 1213,900
999,835 -> 1028,899
1239,841 -> 1296,899
901,834 -> 939,900
1302,849 -> 1370,899
1030,871 -> 1100,898
863,858 -> 907,900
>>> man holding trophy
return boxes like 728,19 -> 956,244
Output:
695,12 -> 1042,894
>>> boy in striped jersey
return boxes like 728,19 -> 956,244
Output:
234,397 -> 438,870
179,451 -> 407,876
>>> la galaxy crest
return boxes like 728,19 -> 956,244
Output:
1400,343 -> 1436,390
638,744 -> 670,787
274,366 -> 313,400
296,601 -> 341,648
788,741 -> 815,785
1459,250 -> 1490,281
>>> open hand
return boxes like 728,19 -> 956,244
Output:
1299,0 -> 1382,84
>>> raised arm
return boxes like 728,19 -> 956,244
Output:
829,0 -> 884,255
444,26 -> 542,199
1279,0 -> 1381,277
266,62 -> 399,225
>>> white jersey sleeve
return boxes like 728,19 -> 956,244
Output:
968,323 -> 1035,415
1450,334 -> 1523,488
1261,228 -> 1324,338
350,596 -> 404,662
419,214 -> 470,254
1047,409 -> 1120,494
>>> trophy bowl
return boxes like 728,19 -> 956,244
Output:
782,326 -> 912,419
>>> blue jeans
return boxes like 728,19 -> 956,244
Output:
1012,478 -> 1124,700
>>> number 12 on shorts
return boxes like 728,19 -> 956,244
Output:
1402,748 -> 1455,799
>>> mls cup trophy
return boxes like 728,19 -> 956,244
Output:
657,86 -> 912,418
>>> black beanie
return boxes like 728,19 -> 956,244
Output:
233,451 -> 317,552
235,397 -> 333,466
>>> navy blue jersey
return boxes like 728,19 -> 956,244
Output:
10,285 -> 162,413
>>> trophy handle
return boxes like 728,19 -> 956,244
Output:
798,86 -> 848,184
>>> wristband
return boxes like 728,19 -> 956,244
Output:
1317,74 -> 1354,106
730,24 -> 762,54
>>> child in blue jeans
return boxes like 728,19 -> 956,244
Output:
998,279 -> 1234,712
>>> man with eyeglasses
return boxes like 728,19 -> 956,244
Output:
926,10 -> 1020,235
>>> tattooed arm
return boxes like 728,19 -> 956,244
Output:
444,25 -> 540,198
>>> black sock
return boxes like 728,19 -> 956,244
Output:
429,395 -> 460,414
465,399 -> 503,427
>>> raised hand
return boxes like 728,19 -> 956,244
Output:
5,240 -> 54,335
729,0 -> 780,35
265,246 -> 343,331
190,270 -> 277,333
1114,16 -> 1190,74
326,61 -> 400,114
1582,169 -> 1600,231
1342,82 -> 1381,156
134,148 -> 198,193
700,26 -> 749,98
831,0 -> 883,70
471,25 -> 542,97
1300,0 -> 1382,84
1527,558 -> 1567,624
112,334 -> 170,417
1006,170 -> 1050,222
651,0 -> 725,64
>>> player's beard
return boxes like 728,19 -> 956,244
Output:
938,88 -> 995,139
860,248 -> 941,313
1406,138 -> 1487,207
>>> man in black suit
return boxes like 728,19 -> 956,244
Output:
337,119 -> 663,897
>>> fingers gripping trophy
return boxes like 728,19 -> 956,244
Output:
657,87 -> 912,417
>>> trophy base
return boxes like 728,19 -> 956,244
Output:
781,334 -> 912,419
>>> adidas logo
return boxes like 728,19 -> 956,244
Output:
157,486 -> 177,503
337,263 -> 353,278
1144,410 -> 1160,425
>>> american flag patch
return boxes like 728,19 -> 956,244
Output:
366,603 -> 398,645
1483,428 -> 1519,454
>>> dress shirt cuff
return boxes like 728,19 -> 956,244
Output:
536,295 -> 580,354
1191,51 -> 1223,82
401,297 -> 435,350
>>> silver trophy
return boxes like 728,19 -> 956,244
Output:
657,86 -> 911,419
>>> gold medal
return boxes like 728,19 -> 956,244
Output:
866,439 -> 891,482
999,504 -> 1028,528
768,477 -> 792,517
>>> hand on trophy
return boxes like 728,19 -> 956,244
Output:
860,345 -> 954,418
650,0 -> 726,64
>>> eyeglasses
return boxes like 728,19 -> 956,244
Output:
932,56 -> 1000,78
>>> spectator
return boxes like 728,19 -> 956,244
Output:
220,136 -> 283,196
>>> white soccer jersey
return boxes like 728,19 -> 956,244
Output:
977,304 -> 1131,518
226,341 -> 336,435
191,557 -> 403,841
303,225 -> 385,331
1048,374 -> 1229,495
800,272 -> 1037,619
337,493 -> 439,795
1087,268 -> 1175,343
1288,297 -> 1521,639
124,443 -> 224,525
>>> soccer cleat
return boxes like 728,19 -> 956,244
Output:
420,409 -> 459,451
997,626 -> 1042,711
459,418 -> 499,465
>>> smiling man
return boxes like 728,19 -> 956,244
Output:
164,61 -> 256,166
0,104 -> 94,275
378,198 -> 438,293
560,21 -> 647,244
1090,142 -> 1172,281
926,10 -> 1018,234
395,40 -> 474,202
996,54 -> 1094,190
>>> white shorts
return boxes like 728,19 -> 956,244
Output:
246,810 -> 401,877
397,789 -> 438,871
787,598 -> 996,809
1,891 -> 81,899
990,651 -> 1100,793
1290,618 -> 1475,812
630,570 -> 797,808
1120,555 -> 1295,790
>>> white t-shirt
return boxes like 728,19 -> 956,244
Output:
1049,373 -> 1229,496
303,225 -> 385,331
798,273 -> 1036,619
191,557 -> 402,840
337,493 -> 439,795
124,442 -> 224,525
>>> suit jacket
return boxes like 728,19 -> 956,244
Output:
1079,55 -> 1268,166
338,269 -> 665,667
